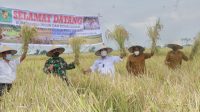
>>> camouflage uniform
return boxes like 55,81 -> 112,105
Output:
43,57 -> 75,79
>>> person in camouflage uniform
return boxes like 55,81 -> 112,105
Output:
43,46 -> 75,85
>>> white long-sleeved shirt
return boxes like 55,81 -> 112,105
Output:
0,58 -> 20,83
90,56 -> 122,77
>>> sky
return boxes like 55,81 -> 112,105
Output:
0,0 -> 200,49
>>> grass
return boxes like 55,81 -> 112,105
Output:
0,48 -> 200,112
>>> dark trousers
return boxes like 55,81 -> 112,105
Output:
62,77 -> 70,86
0,83 -> 12,96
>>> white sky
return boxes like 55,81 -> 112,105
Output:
0,0 -> 200,48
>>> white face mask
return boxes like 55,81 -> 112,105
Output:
5,54 -> 12,61
134,51 -> 140,56
101,50 -> 107,57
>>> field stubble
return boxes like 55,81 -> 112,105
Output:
0,49 -> 200,112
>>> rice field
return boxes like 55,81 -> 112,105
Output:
0,48 -> 200,112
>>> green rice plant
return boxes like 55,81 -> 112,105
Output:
189,32 -> 200,60
20,25 -> 37,53
106,25 -> 129,57
69,37 -> 86,66
147,19 -> 163,53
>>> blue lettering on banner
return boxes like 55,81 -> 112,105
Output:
52,29 -> 76,36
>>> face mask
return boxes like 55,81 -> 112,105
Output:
101,50 -> 107,57
5,54 -> 12,61
52,52 -> 60,57
134,51 -> 140,56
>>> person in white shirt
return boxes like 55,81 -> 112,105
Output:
83,46 -> 124,78
0,46 -> 27,96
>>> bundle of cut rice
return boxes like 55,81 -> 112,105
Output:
20,25 -> 37,53
106,25 -> 129,57
189,33 -> 200,60
69,37 -> 85,66
147,19 -> 163,53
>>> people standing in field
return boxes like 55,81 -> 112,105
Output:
43,46 -> 76,85
0,46 -> 27,96
126,45 -> 154,76
83,46 -> 124,78
165,44 -> 188,69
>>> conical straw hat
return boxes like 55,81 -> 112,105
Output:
0,46 -> 17,57
46,46 -> 65,57
167,44 -> 183,49
128,45 -> 145,53
95,44 -> 113,56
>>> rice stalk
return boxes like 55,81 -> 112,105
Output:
106,25 -> 129,56
189,32 -> 200,60
147,19 -> 163,53
20,25 -> 37,53
69,37 -> 86,66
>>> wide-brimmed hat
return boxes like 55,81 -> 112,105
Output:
167,44 -> 183,49
128,45 -> 145,53
0,46 -> 17,57
95,46 -> 113,56
47,46 -> 65,57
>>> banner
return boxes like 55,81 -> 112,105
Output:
0,7 -> 102,45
